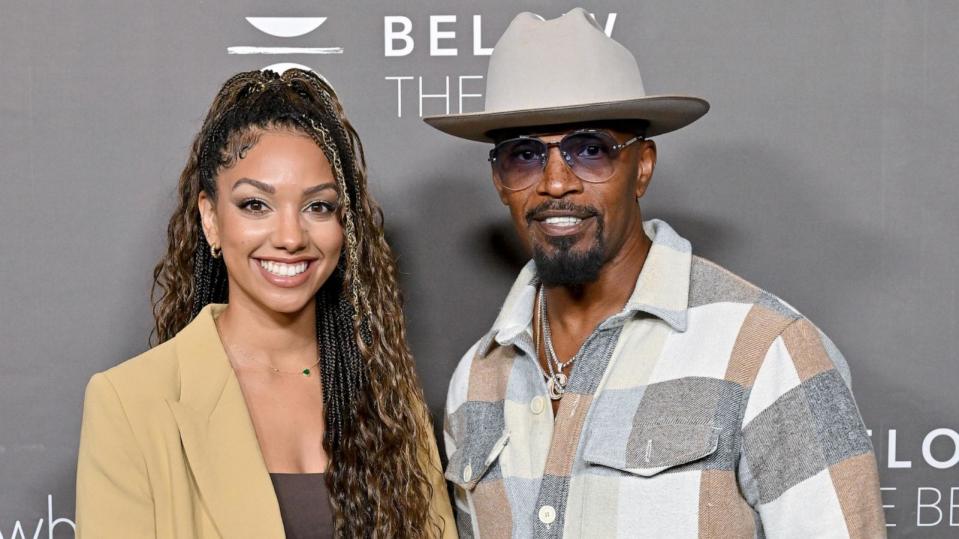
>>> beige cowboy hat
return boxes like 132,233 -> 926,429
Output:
424,7 -> 709,142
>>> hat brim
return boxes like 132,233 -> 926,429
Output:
423,95 -> 709,142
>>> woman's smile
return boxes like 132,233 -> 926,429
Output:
253,257 -> 318,288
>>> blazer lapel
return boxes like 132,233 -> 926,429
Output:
166,304 -> 285,538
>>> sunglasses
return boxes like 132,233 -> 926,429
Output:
488,129 -> 644,191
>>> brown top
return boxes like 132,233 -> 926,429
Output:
269,473 -> 334,539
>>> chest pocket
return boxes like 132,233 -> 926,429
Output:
445,430 -> 510,490
583,423 -> 721,477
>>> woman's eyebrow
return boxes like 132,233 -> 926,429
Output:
231,179 -> 336,196
232,177 -> 275,194
302,183 -> 337,196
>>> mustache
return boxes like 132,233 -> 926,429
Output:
525,200 -> 600,224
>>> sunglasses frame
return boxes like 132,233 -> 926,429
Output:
488,129 -> 644,191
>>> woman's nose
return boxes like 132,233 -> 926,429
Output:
273,209 -> 308,251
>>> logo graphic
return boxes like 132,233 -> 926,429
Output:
244,17 -> 327,38
228,17 -> 342,73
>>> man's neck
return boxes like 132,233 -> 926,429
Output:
543,222 -> 652,336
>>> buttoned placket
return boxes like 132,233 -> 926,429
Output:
514,329 -> 555,416
486,275 -> 663,537
529,322 -> 625,538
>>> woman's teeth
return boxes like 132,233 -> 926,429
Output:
259,260 -> 309,277
543,216 -> 583,227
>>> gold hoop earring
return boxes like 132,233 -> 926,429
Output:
210,244 -> 222,259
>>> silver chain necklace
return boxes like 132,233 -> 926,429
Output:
537,286 -> 579,400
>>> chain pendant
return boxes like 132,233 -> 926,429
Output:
547,373 -> 568,400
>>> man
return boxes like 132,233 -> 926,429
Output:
424,7 -> 886,539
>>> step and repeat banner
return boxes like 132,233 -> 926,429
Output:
1,1 -> 957,537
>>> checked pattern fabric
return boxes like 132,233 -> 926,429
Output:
444,219 -> 886,538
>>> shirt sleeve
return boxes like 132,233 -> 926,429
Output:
76,373 -> 156,539
443,417 -> 475,538
444,342 -> 479,538
737,318 -> 886,538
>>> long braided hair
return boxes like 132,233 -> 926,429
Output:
150,69 -> 440,537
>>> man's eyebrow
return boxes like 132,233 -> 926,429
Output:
302,183 -> 337,197
232,178 -> 275,194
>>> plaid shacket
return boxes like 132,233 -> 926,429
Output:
444,219 -> 886,538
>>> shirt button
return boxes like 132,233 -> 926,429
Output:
530,396 -> 546,414
462,463 -> 473,482
538,505 -> 556,524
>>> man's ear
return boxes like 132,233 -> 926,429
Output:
197,191 -> 219,248
635,139 -> 657,200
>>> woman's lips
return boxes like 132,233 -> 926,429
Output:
253,258 -> 316,288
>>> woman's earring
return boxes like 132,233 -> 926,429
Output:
210,244 -> 222,259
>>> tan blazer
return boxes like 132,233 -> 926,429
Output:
76,303 -> 455,538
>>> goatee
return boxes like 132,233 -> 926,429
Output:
532,223 -> 606,287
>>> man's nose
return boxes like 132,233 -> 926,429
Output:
537,146 -> 583,198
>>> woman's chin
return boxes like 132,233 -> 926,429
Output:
254,291 -> 319,316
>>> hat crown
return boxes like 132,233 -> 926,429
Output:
422,7 -> 708,142
485,8 -> 647,113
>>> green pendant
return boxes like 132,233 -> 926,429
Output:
302,368 -> 311,377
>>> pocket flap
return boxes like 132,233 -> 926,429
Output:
445,430 -> 510,490
584,423 -> 720,477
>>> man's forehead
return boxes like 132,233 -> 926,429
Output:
489,119 -> 648,142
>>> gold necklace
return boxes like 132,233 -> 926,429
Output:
236,351 -> 320,377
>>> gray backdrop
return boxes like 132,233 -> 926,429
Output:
1,1 -> 957,537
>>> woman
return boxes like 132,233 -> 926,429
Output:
76,69 -> 454,538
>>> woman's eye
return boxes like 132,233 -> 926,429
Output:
307,201 -> 337,214
239,198 -> 269,213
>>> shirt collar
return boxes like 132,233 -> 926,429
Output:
483,219 -> 691,356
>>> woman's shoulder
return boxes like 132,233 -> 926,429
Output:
88,337 -> 182,412
91,305 -> 223,404
86,305 -> 227,416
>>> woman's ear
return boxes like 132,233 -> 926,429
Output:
197,191 -> 219,248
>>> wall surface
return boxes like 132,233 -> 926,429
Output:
1,1 -> 957,536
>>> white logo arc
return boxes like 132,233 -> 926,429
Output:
245,17 -> 327,38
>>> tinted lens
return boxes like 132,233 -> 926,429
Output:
560,132 -> 617,182
492,138 -> 546,189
